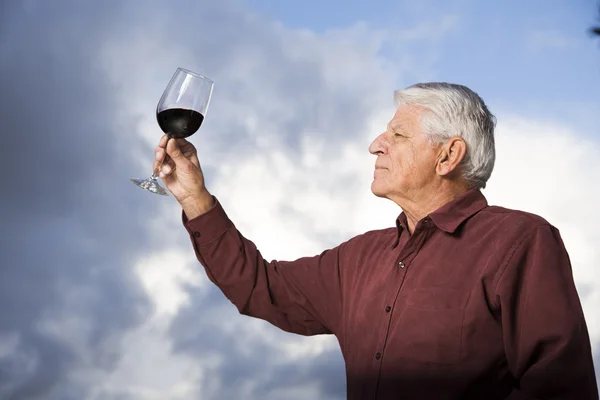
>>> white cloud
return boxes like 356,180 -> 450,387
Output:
134,249 -> 205,317
82,321 -> 205,400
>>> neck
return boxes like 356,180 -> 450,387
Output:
393,180 -> 471,234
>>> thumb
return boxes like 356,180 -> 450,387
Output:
166,138 -> 186,165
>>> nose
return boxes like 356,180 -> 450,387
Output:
369,132 -> 388,155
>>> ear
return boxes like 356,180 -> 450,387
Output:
436,137 -> 467,176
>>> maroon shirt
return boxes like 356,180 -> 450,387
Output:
183,188 -> 598,399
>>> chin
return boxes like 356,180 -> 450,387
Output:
371,182 -> 388,198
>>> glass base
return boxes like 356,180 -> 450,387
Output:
130,177 -> 169,196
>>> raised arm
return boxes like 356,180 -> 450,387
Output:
155,135 -> 344,336
183,199 -> 344,335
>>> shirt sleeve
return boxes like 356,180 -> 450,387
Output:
494,223 -> 599,400
182,197 -> 344,336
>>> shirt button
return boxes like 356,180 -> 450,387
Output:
375,352 -> 382,360
193,232 -> 201,237
385,306 -> 391,313
398,261 -> 405,268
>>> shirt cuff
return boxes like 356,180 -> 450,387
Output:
182,196 -> 233,246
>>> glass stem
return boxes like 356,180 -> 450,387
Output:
151,135 -> 171,180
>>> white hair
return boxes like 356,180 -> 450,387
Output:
394,82 -> 496,189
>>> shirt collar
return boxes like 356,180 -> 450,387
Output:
393,188 -> 488,243
429,188 -> 488,234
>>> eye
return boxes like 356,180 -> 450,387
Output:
391,126 -> 405,137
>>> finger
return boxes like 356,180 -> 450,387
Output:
153,155 -> 174,173
175,138 -> 201,167
189,152 -> 200,168
153,159 -> 163,174
155,147 -> 165,162
175,138 -> 189,147
159,134 -> 169,148
159,162 -> 176,178
162,162 -> 174,174
166,138 -> 187,165
176,138 -> 196,155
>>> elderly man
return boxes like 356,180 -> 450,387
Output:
154,82 -> 598,399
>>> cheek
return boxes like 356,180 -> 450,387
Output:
388,156 -> 403,178
414,147 -> 439,179
392,147 -> 417,176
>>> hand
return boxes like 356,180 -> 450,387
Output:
153,134 -> 213,217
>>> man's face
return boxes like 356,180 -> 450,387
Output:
369,104 -> 441,202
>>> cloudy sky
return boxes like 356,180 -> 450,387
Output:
1,0 -> 599,399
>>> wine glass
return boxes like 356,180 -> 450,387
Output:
131,67 -> 214,196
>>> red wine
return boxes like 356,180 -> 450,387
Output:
157,108 -> 204,138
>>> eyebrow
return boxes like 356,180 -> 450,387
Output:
387,122 -> 406,134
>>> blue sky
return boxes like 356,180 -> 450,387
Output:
1,0 -> 599,399
250,0 -> 600,136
